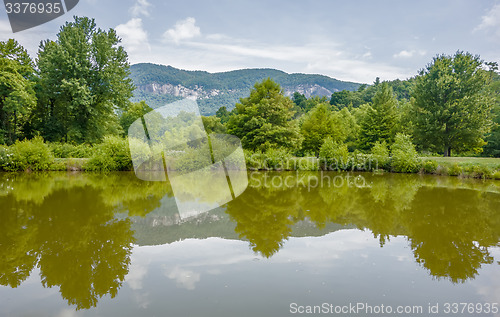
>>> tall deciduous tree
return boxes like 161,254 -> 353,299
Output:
300,103 -> 335,155
412,51 -> 494,156
226,78 -> 302,151
0,39 -> 36,144
483,66 -> 500,157
358,83 -> 399,150
300,103 -> 357,155
35,16 -> 134,143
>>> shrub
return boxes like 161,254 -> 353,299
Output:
422,160 -> 438,174
169,143 -> 214,173
463,164 -> 492,179
349,151 -> 375,171
288,157 -> 320,171
3,136 -> 54,171
49,142 -> 93,158
84,136 -> 132,171
0,145 -> 12,171
244,150 -> 266,170
390,134 -> 421,173
492,170 -> 500,180
50,159 -> 68,171
435,165 -> 448,176
371,141 -> 390,170
319,137 -> 349,170
263,148 -> 291,170
448,163 -> 463,176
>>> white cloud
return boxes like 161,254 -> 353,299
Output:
393,49 -> 427,59
474,3 -> 500,37
115,18 -> 150,53
205,33 -> 232,41
362,51 -> 372,59
130,0 -> 152,17
165,40 -> 405,83
163,17 -> 201,44
56,309 -> 84,317
164,266 -> 201,290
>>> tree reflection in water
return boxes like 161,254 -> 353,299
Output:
226,172 -> 500,283
0,172 -> 167,310
0,171 -> 499,310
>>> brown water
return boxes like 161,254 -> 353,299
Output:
0,171 -> 499,316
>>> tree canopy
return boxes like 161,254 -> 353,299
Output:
358,83 -> 399,150
34,16 -> 134,143
226,78 -> 302,151
412,51 -> 494,156
0,40 -> 36,144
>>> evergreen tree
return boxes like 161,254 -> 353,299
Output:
358,83 -> 399,150
215,106 -> 230,124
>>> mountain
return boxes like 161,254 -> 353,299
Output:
129,63 -> 362,115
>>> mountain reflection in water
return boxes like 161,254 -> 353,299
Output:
0,171 -> 499,312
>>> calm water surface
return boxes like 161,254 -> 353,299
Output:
0,171 -> 499,316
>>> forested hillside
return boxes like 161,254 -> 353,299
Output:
129,63 -> 361,115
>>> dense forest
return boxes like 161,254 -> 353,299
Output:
1,16 -> 499,176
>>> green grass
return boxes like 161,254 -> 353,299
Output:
421,157 -> 500,169
421,157 -> 500,179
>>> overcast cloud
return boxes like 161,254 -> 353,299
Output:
1,0 -> 499,83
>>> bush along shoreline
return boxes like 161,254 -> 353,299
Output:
0,135 -> 499,180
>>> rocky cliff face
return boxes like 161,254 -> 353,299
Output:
137,83 -> 241,100
129,64 -> 361,114
137,82 -> 335,100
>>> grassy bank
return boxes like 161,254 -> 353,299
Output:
0,136 -> 131,172
1,137 -> 499,180
244,147 -> 500,180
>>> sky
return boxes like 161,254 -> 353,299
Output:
1,0 -> 499,84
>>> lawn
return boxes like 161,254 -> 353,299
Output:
421,157 -> 500,169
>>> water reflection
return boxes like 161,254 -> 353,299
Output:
0,172 -> 167,309
226,172 -> 500,283
0,171 -> 499,311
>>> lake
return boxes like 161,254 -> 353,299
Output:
0,171 -> 499,316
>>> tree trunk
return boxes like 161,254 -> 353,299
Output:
13,110 -> 17,142
444,146 -> 452,157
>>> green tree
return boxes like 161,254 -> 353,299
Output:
300,103 -> 357,155
226,78 -> 302,151
483,67 -> 500,157
119,100 -> 152,134
300,103 -> 336,155
330,89 -> 363,109
319,137 -> 349,170
0,40 -> 36,144
202,115 -> 226,134
292,91 -> 307,109
358,83 -> 399,150
412,51 -> 494,156
215,106 -> 230,124
390,133 -> 421,173
35,16 -> 134,143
